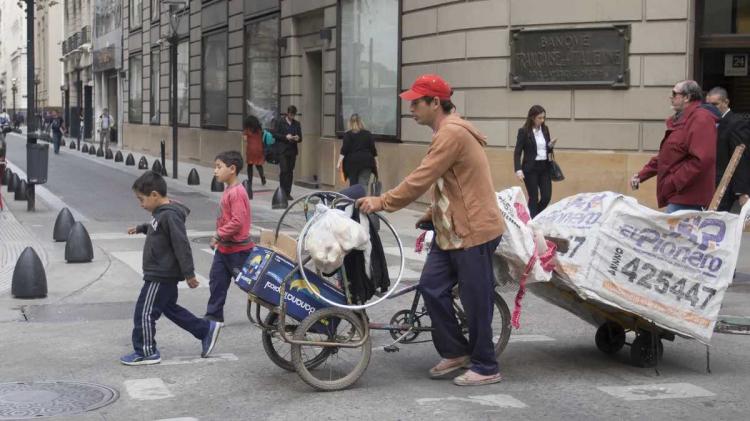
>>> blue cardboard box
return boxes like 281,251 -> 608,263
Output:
235,246 -> 347,325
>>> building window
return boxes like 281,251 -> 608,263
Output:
151,0 -> 159,22
171,39 -> 189,125
131,0 -> 142,29
338,0 -> 399,137
245,15 -> 279,128
129,54 -> 143,123
150,48 -> 160,124
202,30 -> 227,128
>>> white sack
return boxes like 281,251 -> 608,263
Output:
304,204 -> 370,273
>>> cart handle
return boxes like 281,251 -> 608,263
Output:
295,192 -> 406,311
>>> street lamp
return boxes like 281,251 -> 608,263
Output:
164,0 -> 187,179
11,78 -> 17,126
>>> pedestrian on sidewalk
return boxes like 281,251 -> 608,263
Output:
631,80 -> 718,213
50,110 -> 65,155
357,74 -> 505,386
272,105 -> 302,200
243,115 -> 266,199
338,113 -> 378,188
99,109 -> 112,150
206,151 -> 254,323
706,86 -> 750,212
121,171 -> 222,366
513,105 -> 558,218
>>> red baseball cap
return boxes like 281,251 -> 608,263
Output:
399,74 -> 452,101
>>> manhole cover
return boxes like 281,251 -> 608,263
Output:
0,381 -> 118,419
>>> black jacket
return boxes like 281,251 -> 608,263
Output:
343,208 -> 390,304
513,126 -> 553,172
341,130 -> 377,178
272,117 -> 302,156
135,201 -> 196,283
716,110 -> 750,196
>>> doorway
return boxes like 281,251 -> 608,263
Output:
299,49 -> 323,184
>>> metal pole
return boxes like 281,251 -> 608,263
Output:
26,0 -> 36,212
171,35 -> 178,179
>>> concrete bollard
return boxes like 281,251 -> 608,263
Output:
187,168 -> 200,185
114,150 -> 123,162
69,140 -> 76,149
138,156 -> 148,170
2,168 -> 12,185
96,147 -> 104,157
65,222 -> 94,263
89,146 -> 97,155
271,186 -> 288,209
53,207 -> 76,242
125,153 -> 135,166
11,247 -> 47,298
105,149 -> 113,160
210,176 -> 224,192
152,159 -> 163,175
7,173 -> 19,193
81,144 -> 89,153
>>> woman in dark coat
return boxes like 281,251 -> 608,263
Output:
514,105 -> 558,218
338,114 -> 378,187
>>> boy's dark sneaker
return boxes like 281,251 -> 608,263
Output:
204,315 -> 224,323
120,351 -> 161,366
201,321 -> 222,358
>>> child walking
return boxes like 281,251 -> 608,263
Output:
121,171 -> 222,365
206,151 -> 254,322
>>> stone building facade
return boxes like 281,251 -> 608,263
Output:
122,0 -> 747,209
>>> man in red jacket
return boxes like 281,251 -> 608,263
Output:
631,80 -> 719,213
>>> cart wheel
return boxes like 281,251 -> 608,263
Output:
388,309 -> 421,343
595,322 -> 626,354
291,308 -> 371,391
261,312 -> 331,372
455,292 -> 511,358
630,333 -> 664,368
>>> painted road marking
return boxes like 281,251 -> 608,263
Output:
91,230 -> 216,240
110,251 -> 208,288
598,383 -> 715,401
417,394 -> 527,409
387,265 -> 423,281
155,418 -> 199,421
508,334 -> 555,343
124,378 -> 174,400
384,246 -> 427,262
161,353 -> 238,366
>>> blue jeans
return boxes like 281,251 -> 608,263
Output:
419,236 -> 502,375
665,203 -> 703,214
132,280 -> 209,357
206,249 -> 252,320
52,132 -> 61,154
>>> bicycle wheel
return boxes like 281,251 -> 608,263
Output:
291,308 -> 371,391
453,291 -> 512,358
261,312 -> 331,372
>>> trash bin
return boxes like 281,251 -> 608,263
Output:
27,143 -> 49,185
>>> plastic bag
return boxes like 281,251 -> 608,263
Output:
305,204 -> 370,273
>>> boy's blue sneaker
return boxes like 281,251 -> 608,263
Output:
201,320 -> 223,358
120,351 -> 161,366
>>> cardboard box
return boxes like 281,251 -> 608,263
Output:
259,229 -> 299,262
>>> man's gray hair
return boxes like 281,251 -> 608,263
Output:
677,80 -> 704,102
707,86 -> 729,101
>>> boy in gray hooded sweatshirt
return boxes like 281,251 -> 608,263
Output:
120,171 -> 222,365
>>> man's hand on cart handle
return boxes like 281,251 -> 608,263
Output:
630,174 -> 640,191
357,196 -> 383,214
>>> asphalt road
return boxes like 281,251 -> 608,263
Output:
2,133 -> 750,421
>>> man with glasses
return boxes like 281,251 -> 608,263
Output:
705,86 -> 750,213
358,74 -> 505,386
631,80 -> 718,213
272,105 -> 302,200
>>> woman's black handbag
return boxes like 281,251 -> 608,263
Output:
549,152 -> 565,182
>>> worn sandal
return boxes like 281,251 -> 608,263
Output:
429,356 -> 471,378
453,371 -> 503,386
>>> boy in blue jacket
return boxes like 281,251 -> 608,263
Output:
120,171 -> 222,365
